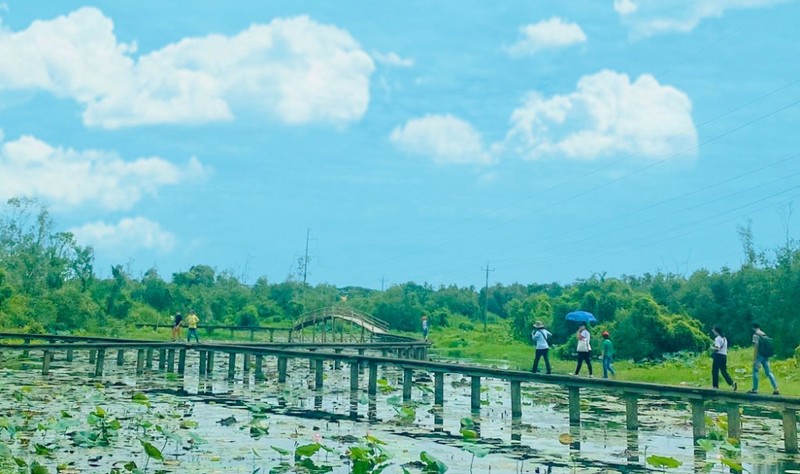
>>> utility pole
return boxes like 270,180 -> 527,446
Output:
380,276 -> 385,292
482,261 -> 494,332
303,228 -> 310,286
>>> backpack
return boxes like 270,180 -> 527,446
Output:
758,335 -> 775,358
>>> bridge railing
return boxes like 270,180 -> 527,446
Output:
295,306 -> 391,332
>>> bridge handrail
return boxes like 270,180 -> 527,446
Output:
296,306 -> 390,332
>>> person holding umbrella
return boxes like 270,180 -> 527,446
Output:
565,311 -> 597,377
574,323 -> 593,376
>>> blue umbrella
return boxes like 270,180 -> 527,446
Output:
565,310 -> 597,323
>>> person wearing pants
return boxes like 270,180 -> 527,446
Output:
531,321 -> 552,374
574,323 -> 593,376
711,326 -> 736,390
750,323 -> 779,395
601,331 -> 616,379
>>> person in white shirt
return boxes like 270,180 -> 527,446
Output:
711,326 -> 736,391
530,321 -> 552,374
574,324 -> 593,376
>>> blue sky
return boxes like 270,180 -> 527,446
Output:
1,1 -> 798,289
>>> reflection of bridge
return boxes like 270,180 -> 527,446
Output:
291,307 -> 395,343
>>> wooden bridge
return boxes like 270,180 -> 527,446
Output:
134,306 -> 407,343
1,332 -> 798,457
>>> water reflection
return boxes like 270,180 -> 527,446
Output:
16,350 -> 800,473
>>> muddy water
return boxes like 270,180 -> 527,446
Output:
0,350 -> 798,473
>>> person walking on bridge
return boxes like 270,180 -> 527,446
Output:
574,323 -> 593,376
749,323 -> 779,395
531,321 -> 552,374
710,326 -> 736,391
421,314 -> 429,341
186,310 -> 200,343
171,311 -> 183,342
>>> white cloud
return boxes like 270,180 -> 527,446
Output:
372,51 -> 414,67
616,0 -> 786,36
0,131 -> 208,210
614,0 -> 639,14
70,217 -> 176,253
505,70 -> 698,161
506,17 -> 587,56
0,8 -> 374,128
390,114 -> 493,165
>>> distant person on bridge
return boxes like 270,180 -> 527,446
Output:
574,323 -> 593,376
600,331 -> 615,379
710,326 -> 736,391
749,323 -> 779,395
186,310 -> 200,343
421,315 -> 429,341
171,311 -> 182,341
530,321 -> 552,374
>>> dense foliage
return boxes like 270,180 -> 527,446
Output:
1,199 -> 798,360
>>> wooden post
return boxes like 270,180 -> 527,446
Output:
116,349 -> 125,366
625,394 -> 639,430
471,376 -> 481,412
350,362 -> 359,391
199,351 -> 207,376
783,409 -> 798,454
41,350 -> 52,375
94,349 -> 105,377
568,386 -> 581,424
403,368 -> 413,402
368,362 -> 378,395
89,349 -> 97,364
249,330 -> 255,341
510,381 -> 522,419
227,352 -> 236,380
357,349 -> 365,374
308,358 -> 314,371
269,329 -> 274,342
243,353 -> 251,372
146,348 -> 154,369
434,372 -> 445,407
315,359 -> 324,390
334,349 -> 342,370
158,349 -> 166,370
177,349 -> 186,374
727,403 -> 741,440
255,354 -> 264,381
136,349 -> 145,375
691,399 -> 706,439
66,347 -> 74,363
23,339 -> 30,358
206,351 -> 214,374
276,356 -> 286,383
167,349 -> 175,373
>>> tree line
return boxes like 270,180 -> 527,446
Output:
1,198 -> 798,360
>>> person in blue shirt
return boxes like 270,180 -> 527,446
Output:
531,321 -> 552,374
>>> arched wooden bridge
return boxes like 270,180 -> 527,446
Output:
291,306 -> 396,343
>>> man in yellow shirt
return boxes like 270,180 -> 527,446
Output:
186,310 -> 200,343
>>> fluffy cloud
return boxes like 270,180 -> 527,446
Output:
615,0 -> 786,36
505,70 -> 697,161
372,51 -> 414,67
0,131 -> 208,210
390,114 -> 493,165
0,8 -> 374,128
506,17 -> 587,55
70,217 -> 176,253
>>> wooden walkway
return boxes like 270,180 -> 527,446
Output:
1,333 -> 798,454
